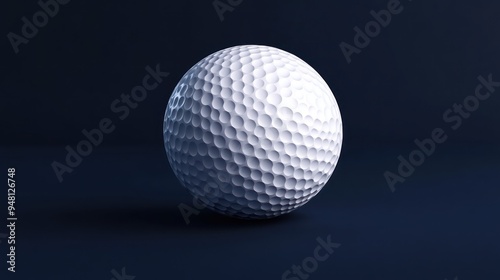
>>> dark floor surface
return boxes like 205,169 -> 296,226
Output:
1,144 -> 498,279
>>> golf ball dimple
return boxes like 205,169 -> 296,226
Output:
164,45 -> 342,219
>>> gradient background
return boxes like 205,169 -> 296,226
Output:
1,0 -> 499,279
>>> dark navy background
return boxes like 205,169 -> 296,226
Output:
1,0 -> 499,279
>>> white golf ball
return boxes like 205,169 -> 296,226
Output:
164,45 -> 342,219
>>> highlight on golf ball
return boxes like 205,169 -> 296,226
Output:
163,45 -> 342,219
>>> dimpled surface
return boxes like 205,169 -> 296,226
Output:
164,45 -> 342,219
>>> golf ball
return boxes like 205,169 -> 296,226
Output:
164,45 -> 342,219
